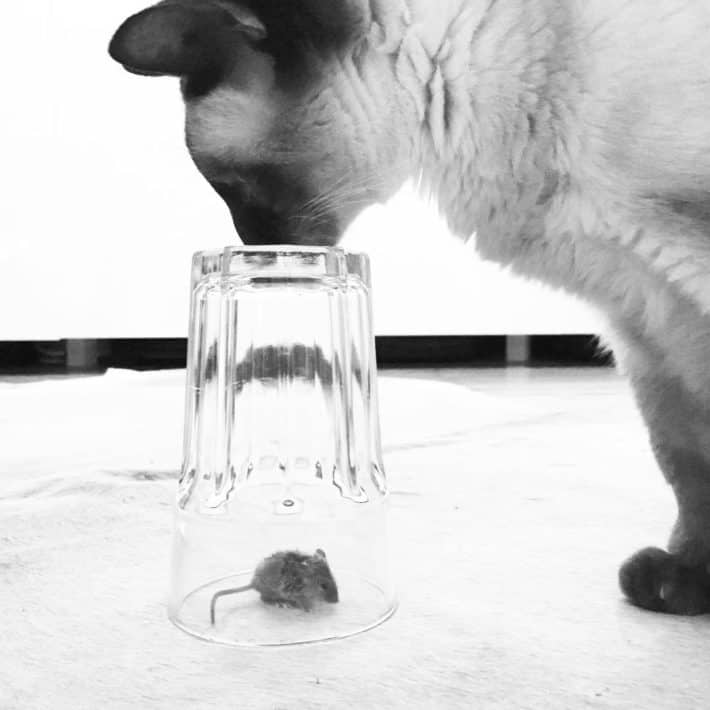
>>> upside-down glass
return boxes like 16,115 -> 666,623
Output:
168,246 -> 397,646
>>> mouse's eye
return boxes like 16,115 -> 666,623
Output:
320,583 -> 330,591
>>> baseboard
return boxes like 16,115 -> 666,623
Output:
0,336 -> 613,374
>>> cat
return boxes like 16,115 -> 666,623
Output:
109,0 -> 710,615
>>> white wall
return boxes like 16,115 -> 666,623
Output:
0,1 -> 603,340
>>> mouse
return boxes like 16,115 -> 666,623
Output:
210,548 -> 339,625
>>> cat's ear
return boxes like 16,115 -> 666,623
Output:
110,1 -> 377,83
222,1 -> 372,60
282,0 -> 372,45
108,1 -> 265,78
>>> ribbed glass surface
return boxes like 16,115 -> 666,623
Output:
169,246 -> 396,646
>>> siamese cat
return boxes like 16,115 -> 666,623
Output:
109,0 -> 710,615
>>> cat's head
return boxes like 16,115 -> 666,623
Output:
109,0 -> 416,245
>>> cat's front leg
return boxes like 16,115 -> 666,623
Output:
613,329 -> 710,614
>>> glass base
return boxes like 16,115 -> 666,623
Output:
169,570 -> 397,647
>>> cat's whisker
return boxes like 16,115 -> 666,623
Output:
309,193 -> 376,215
300,176 -> 391,215
299,178 -> 365,212
303,195 -> 375,222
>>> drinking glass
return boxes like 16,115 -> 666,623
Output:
168,246 -> 396,646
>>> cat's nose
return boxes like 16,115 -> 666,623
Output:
238,229 -> 299,246
230,205 -> 296,245
239,229 -> 311,246
233,207 -> 339,247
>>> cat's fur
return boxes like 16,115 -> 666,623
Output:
109,0 -> 710,614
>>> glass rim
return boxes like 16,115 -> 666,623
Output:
190,246 -> 371,288
192,245 -> 370,261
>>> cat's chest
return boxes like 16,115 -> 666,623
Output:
474,186 -> 710,339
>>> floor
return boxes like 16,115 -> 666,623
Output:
1,367 -> 709,709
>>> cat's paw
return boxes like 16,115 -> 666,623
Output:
619,546 -> 710,615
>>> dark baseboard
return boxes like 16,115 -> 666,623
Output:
0,335 -> 613,374
377,335 -> 612,368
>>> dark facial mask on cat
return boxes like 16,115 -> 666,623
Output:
108,0 -> 378,246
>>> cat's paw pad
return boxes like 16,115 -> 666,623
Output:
619,546 -> 710,615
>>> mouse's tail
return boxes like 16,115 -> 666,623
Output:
209,585 -> 253,625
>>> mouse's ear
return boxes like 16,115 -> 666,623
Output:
108,1 -> 265,78
315,549 -> 327,559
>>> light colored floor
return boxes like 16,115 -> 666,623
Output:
1,367 -> 709,709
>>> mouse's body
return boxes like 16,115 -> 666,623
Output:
210,549 -> 339,624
